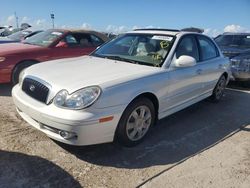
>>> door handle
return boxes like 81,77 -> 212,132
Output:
196,69 -> 202,75
218,64 -> 223,68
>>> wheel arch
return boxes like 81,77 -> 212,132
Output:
13,59 -> 40,70
125,92 -> 159,121
222,72 -> 228,80
114,91 -> 159,146
11,59 -> 40,84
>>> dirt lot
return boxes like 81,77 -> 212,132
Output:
0,83 -> 250,188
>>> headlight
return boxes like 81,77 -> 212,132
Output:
232,58 -> 250,71
54,86 -> 101,110
0,57 -> 6,62
242,58 -> 250,72
231,59 -> 241,68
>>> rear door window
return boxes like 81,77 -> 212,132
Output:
197,36 -> 218,61
90,35 -> 104,46
64,33 -> 93,48
65,34 -> 78,46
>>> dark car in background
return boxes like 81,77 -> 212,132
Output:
0,29 -> 43,44
215,33 -> 250,81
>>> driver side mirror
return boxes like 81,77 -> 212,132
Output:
174,55 -> 196,67
55,41 -> 68,48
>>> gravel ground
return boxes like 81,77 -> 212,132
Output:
0,83 -> 249,188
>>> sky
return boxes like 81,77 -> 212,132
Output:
1,0 -> 250,36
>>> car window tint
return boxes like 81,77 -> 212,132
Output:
241,36 -> 250,47
215,35 -> 250,48
198,36 -> 218,61
176,36 -> 199,61
8,30 -> 32,40
65,34 -> 78,46
90,35 -> 104,46
24,30 -> 64,47
215,35 -> 233,46
93,34 -> 175,67
77,34 -> 93,47
24,31 -> 42,40
63,33 -> 94,48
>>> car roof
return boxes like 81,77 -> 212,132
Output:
128,29 -> 180,36
49,28 -> 102,33
45,29 -> 109,41
127,28 -> 203,36
222,32 -> 250,36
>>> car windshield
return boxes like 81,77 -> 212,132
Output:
92,33 -> 175,67
8,30 -> 31,40
215,34 -> 250,48
23,30 -> 64,47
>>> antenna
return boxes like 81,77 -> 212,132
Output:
14,12 -> 19,28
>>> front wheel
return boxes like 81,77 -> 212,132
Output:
210,75 -> 227,102
115,97 -> 156,147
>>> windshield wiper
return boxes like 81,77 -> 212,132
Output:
92,54 -> 105,58
104,55 -> 139,64
92,54 -> 155,67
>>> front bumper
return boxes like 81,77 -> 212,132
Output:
231,67 -> 250,81
12,85 -> 126,146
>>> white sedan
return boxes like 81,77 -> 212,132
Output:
12,29 -> 231,147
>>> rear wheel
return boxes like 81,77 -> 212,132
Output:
115,97 -> 156,147
210,75 -> 227,102
12,61 -> 38,85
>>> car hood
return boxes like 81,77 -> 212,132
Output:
0,37 -> 17,44
24,56 -> 160,93
0,42 -> 43,55
220,46 -> 250,59
0,37 -> 14,41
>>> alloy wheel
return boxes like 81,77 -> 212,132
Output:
126,105 -> 152,141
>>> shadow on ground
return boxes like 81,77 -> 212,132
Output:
2,81 -> 250,170
228,81 -> 250,91
57,88 -> 250,169
0,150 -> 82,188
0,84 -> 12,96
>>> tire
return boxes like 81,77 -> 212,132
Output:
12,61 -> 37,85
210,75 -> 227,102
115,97 -> 156,147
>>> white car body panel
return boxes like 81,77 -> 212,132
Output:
12,30 -> 231,146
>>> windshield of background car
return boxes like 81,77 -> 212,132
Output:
92,33 -> 175,67
23,30 -> 64,47
215,35 -> 250,49
8,30 -> 31,40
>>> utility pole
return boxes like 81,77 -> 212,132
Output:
50,13 -> 55,29
14,12 -> 19,28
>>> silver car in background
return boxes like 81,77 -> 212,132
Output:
0,28 -> 43,44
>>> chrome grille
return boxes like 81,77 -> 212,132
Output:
22,78 -> 49,103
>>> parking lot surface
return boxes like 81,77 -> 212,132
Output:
0,83 -> 250,188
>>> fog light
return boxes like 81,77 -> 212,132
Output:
59,130 -> 77,140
